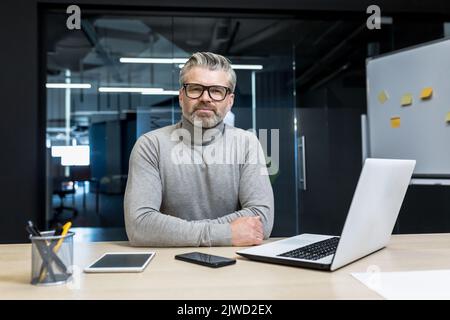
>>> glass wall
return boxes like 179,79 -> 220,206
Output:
294,16 -> 448,235
44,7 -> 450,239
44,9 -> 299,236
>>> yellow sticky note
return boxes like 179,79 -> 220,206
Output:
420,87 -> 433,99
401,94 -> 413,106
446,112 -> 450,123
391,117 -> 401,128
378,90 -> 388,104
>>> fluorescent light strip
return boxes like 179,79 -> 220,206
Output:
120,57 -> 263,70
120,57 -> 188,64
46,83 -> 92,89
231,64 -> 263,70
142,90 -> 179,96
177,63 -> 263,70
99,87 -> 164,93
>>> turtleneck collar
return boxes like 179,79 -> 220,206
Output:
177,116 -> 225,146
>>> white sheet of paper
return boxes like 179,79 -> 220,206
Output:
352,269 -> 450,300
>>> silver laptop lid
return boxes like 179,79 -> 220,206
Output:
330,158 -> 415,271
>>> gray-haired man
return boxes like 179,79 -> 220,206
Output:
124,52 -> 274,247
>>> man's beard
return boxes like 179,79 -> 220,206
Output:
188,104 -> 224,128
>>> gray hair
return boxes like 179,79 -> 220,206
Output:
179,52 -> 236,92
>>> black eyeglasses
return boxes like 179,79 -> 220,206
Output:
183,83 -> 232,102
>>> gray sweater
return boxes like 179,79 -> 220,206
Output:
124,116 -> 274,247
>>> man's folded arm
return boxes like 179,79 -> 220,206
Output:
191,134 -> 274,239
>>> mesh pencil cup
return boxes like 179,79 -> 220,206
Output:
30,231 -> 74,286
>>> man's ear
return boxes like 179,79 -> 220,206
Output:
226,93 -> 235,110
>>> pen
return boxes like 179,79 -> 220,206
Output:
53,223 -> 63,236
27,221 -> 57,283
53,221 -> 72,253
26,221 -> 41,237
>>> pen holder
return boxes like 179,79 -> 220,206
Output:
30,231 -> 74,286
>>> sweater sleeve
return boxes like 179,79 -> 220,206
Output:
124,135 -> 232,247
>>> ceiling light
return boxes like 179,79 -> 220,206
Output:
121,57 -> 263,70
230,64 -> 263,70
98,87 -> 164,93
120,57 -> 188,64
177,63 -> 263,70
141,90 -> 179,96
46,83 -> 92,89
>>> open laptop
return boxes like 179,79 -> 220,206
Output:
237,158 -> 416,271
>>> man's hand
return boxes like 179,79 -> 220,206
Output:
230,216 -> 264,246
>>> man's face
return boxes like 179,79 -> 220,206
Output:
179,66 -> 235,128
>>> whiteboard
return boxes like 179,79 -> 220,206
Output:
367,38 -> 450,177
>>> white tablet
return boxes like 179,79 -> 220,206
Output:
84,252 -> 155,273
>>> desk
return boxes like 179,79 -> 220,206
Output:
1,234 -> 449,299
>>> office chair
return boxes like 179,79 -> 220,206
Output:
52,180 -> 78,221
70,165 -> 100,214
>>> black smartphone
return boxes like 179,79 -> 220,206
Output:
175,252 -> 236,268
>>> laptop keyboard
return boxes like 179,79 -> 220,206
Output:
278,237 -> 340,261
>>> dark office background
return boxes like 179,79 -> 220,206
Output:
1,0 -> 450,244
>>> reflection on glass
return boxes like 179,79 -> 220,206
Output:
45,11 -> 298,236
51,146 -> 90,166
